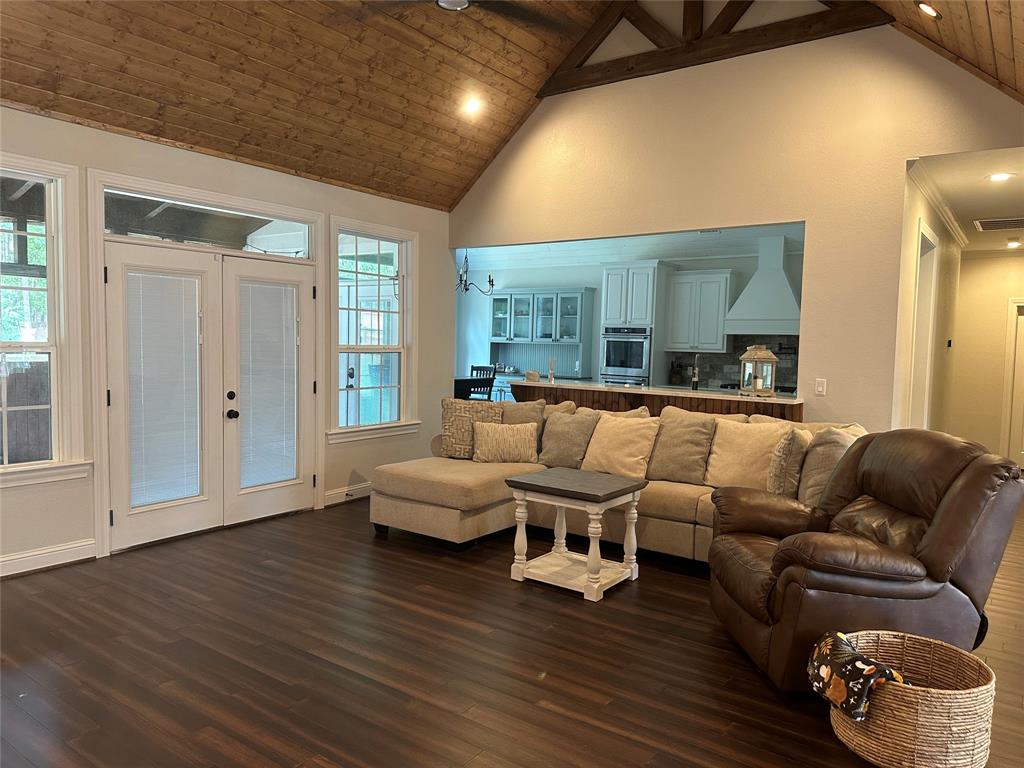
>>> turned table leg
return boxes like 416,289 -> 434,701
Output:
624,493 -> 639,580
584,505 -> 603,601
510,491 -> 528,581
552,505 -> 567,554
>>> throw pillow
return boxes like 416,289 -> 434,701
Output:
539,410 -> 601,469
660,405 -> 748,423
581,414 -> 660,480
646,409 -> 717,484
704,419 -> 793,490
798,425 -> 869,506
576,405 -> 651,419
472,422 -> 539,464
440,397 -> 503,459
544,400 -> 576,419
767,428 -> 813,497
750,414 -> 867,435
502,399 -> 546,448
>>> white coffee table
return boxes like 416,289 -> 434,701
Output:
505,467 -> 647,602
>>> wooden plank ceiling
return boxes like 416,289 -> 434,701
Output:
869,1 -> 1024,105
0,1 -> 609,211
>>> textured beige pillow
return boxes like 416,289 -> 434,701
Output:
544,401 -> 576,419
472,422 -> 539,463
646,409 -> 717,484
767,428 -> 812,497
576,405 -> 651,419
661,405 -> 748,423
539,410 -> 601,469
798,425 -> 869,506
502,399 -> 546,448
750,413 -> 866,435
705,420 -> 792,489
440,397 -> 503,459
581,415 -> 660,480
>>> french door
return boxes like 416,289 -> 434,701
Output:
105,241 -> 315,550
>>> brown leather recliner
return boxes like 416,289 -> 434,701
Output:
708,429 -> 1022,691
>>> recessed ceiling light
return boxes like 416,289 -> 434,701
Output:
437,0 -> 470,11
988,172 -> 1016,182
462,96 -> 483,117
916,2 -> 941,19
1009,237 -> 1023,249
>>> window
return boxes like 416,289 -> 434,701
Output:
0,171 -> 57,464
337,231 -> 405,429
103,189 -> 310,258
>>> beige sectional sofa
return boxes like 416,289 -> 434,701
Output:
370,400 -> 864,562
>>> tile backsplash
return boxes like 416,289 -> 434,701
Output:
665,335 -> 799,391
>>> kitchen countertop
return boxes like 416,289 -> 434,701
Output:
511,378 -> 803,405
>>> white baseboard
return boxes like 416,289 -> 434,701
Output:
325,482 -> 372,507
0,538 -> 96,577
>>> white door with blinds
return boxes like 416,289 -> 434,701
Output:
105,241 -> 315,550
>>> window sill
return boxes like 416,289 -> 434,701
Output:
327,420 -> 422,445
0,460 -> 93,489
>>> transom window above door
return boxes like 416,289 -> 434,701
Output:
104,189 -> 311,259
337,231 -> 407,430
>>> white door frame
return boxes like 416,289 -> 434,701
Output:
88,169 -> 325,558
908,219 -> 940,429
1000,298 -> 1024,457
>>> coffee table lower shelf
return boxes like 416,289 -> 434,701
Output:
515,551 -> 634,598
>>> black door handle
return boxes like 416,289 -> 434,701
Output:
226,390 -> 236,400
226,409 -> 240,419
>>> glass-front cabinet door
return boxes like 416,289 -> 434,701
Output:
489,294 -> 511,341
533,293 -> 555,341
510,294 -> 533,341
556,292 -> 582,342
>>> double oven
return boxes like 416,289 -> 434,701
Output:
600,326 -> 651,386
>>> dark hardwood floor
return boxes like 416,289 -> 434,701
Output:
2,499 -> 1021,768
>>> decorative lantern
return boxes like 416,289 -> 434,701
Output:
739,344 -> 778,398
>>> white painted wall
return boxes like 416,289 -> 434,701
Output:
947,252 -> 1024,453
450,27 -> 1024,430
0,107 -> 452,569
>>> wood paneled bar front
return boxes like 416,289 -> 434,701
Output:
510,380 -> 804,421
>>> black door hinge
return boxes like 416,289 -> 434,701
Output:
106,389 -> 111,406
109,509 -> 114,526
313,474 -> 317,488
313,380 -> 317,394
103,266 -> 108,284
312,285 -> 317,300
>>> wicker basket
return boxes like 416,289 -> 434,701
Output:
830,631 -> 995,768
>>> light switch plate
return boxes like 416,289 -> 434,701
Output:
814,378 -> 827,396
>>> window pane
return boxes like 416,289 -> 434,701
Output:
338,308 -> 357,345
356,237 -> 379,274
382,387 -> 400,423
357,311 -> 380,345
379,276 -> 400,313
4,351 -> 50,406
338,271 -> 357,308
338,233 -> 357,272
1,284 -> 48,342
7,408 -> 51,463
378,241 -> 399,277
357,280 -> 380,310
359,388 -> 381,425
239,280 -> 297,489
105,189 -> 309,258
337,352 -> 401,428
127,271 -> 201,507
0,176 -> 46,230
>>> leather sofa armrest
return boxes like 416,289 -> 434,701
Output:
772,532 -> 927,581
712,487 -> 825,539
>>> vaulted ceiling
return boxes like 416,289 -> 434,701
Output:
0,2 -> 1020,213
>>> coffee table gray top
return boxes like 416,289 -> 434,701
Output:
505,467 -> 648,503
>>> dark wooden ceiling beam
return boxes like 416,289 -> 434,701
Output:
539,1 -> 892,97
622,3 -> 680,49
682,1 -> 704,42
703,0 -> 754,38
554,1 -> 630,71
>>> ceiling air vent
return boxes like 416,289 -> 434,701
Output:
974,217 -> 1024,231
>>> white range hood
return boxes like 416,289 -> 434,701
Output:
724,236 -> 801,335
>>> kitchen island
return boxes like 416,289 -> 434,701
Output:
510,380 -> 803,421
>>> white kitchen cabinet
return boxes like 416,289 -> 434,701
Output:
601,268 -> 629,325
489,294 -> 511,341
510,294 -> 533,342
601,264 -> 657,327
556,292 -> 582,342
666,271 -> 730,352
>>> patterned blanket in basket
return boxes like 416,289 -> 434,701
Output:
808,632 -> 905,721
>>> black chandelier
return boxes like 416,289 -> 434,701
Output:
455,252 -> 494,296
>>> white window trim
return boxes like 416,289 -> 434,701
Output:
87,168 -> 327,555
0,153 -> 86,481
327,215 -> 418,441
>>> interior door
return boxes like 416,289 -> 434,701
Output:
1008,309 -> 1024,464
222,256 -> 315,525
105,242 -> 224,550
